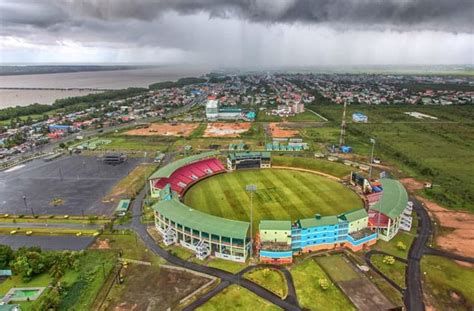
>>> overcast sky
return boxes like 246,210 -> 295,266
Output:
0,0 -> 473,67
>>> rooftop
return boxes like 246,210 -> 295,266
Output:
149,151 -> 220,180
154,197 -> 249,240
338,208 -> 368,223
370,178 -> 408,219
298,215 -> 339,228
259,220 -> 291,231
228,151 -> 271,160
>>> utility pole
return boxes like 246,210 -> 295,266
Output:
23,195 -> 35,217
339,101 -> 347,147
246,184 -> 257,258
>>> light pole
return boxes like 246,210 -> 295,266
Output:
23,195 -> 35,217
246,184 -> 257,258
368,138 -> 376,181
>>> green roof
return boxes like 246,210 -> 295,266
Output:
115,199 -> 131,212
298,215 -> 339,228
338,208 -> 368,223
370,178 -> 408,219
154,198 -> 249,239
259,220 -> 291,231
228,151 -> 271,160
149,151 -> 220,179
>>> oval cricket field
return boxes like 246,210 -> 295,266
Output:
183,168 -> 363,230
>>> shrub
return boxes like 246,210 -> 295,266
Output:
383,255 -> 395,265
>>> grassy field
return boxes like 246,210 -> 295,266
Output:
316,254 -> 360,282
97,135 -> 175,152
105,163 -> 158,199
286,110 -> 324,122
244,268 -> 288,298
271,156 -> 354,178
308,105 -> 474,210
371,255 -> 406,289
422,256 -> 474,310
207,258 -> 247,274
291,259 -> 356,311
197,284 -> 281,311
184,169 -> 362,233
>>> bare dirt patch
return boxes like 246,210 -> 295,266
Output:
203,122 -> 251,137
90,238 -> 111,250
124,123 -> 198,137
107,264 -> 209,311
400,178 -> 425,191
268,122 -> 299,138
416,195 -> 474,258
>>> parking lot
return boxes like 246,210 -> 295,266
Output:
0,155 -> 141,216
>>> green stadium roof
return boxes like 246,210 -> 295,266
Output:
338,208 -> 368,223
228,151 -> 271,160
259,220 -> 291,231
154,198 -> 249,239
298,215 -> 339,228
370,178 -> 408,219
149,151 -> 220,180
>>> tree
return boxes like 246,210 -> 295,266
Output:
397,241 -> 407,251
0,245 -> 13,269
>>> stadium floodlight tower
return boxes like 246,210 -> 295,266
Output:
246,184 -> 257,257
369,138 -> 376,180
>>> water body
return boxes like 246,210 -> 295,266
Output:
0,65 -> 210,108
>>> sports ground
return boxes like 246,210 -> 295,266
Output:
184,168 -> 363,229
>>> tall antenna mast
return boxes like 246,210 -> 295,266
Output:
339,101 -> 347,147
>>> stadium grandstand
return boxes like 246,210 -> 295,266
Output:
149,151 -> 225,198
227,152 -> 271,170
154,187 -> 251,262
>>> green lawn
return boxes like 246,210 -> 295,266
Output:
244,268 -> 288,298
197,284 -> 281,311
184,169 -> 362,234
316,255 -> 360,283
374,215 -> 418,259
97,135 -> 174,152
291,259 -> 355,311
371,255 -> 406,289
422,256 -> 474,310
271,156 -> 353,178
286,111 -> 324,122
207,258 -> 247,274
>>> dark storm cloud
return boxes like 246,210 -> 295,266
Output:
1,0 -> 473,33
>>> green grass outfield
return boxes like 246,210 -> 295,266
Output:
184,168 -> 362,232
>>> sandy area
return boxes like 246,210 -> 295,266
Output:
203,122 -> 251,137
268,122 -> 299,138
90,238 -> 111,249
124,123 -> 198,137
416,195 -> 474,258
400,178 -> 474,258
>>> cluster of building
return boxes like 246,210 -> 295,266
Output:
292,73 -> 473,105
150,151 -> 409,263
265,138 -> 309,151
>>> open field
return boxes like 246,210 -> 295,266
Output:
203,122 -> 252,137
422,256 -> 474,311
104,163 -> 158,200
197,284 -> 281,311
286,110 -> 324,122
97,135 -> 175,152
244,268 -> 287,298
317,255 -> 359,282
184,169 -> 362,234
371,255 -> 406,289
267,123 -> 299,138
308,105 -> 474,211
291,258 -> 355,311
124,122 -> 199,137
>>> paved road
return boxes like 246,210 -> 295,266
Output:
127,187 -> 300,311
403,197 -> 433,311
424,247 -> 474,264
0,235 -> 95,250
0,222 -> 101,230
